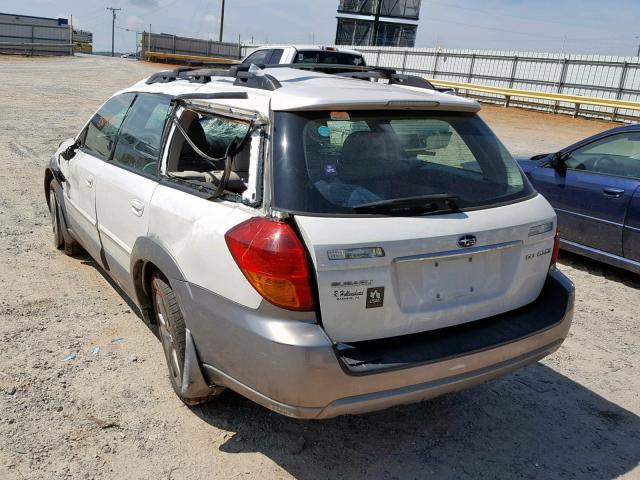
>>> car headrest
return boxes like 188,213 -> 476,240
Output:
341,131 -> 400,180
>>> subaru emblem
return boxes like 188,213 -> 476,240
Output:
457,235 -> 477,248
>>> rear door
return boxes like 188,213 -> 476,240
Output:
64,93 -> 135,259
529,132 -> 640,256
273,110 -> 556,343
296,196 -> 556,342
94,93 -> 171,294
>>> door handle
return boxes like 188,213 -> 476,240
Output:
85,176 -> 94,188
602,187 -> 624,198
130,199 -> 145,217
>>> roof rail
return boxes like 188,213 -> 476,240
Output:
173,92 -> 248,100
335,67 -> 438,91
233,71 -> 282,91
144,63 -> 432,93
145,66 -> 200,84
388,74 -> 436,90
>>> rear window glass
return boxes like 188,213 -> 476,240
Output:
272,111 -> 533,215
294,50 -> 365,66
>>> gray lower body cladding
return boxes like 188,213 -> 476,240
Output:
173,269 -> 574,419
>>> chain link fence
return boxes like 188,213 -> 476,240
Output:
345,46 -> 640,121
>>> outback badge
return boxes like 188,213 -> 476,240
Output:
457,234 -> 477,248
365,287 -> 385,309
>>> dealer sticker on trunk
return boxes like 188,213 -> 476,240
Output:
365,287 -> 385,309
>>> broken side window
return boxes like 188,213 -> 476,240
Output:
164,107 -> 264,206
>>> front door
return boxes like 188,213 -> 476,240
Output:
95,93 -> 172,295
63,93 -> 136,259
529,132 -> 640,256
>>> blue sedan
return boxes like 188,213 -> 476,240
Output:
518,124 -> 640,274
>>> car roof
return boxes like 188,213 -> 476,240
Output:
124,67 -> 480,115
246,45 -> 364,56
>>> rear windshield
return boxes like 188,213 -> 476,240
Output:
271,111 -> 534,215
294,50 -> 365,66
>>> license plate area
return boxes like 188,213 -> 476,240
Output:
392,242 -> 521,314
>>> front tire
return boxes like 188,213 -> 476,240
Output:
49,181 -> 82,256
49,186 -> 64,250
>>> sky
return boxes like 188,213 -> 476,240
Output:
4,0 -> 639,56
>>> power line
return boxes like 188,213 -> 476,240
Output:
106,7 -> 122,57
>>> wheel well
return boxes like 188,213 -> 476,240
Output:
44,169 -> 54,209
133,260 -> 161,325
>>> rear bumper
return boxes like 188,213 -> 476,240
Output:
176,269 -> 574,419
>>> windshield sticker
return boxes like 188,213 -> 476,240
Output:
318,125 -> 331,137
365,287 -> 385,309
330,111 -> 350,121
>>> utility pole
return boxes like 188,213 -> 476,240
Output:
69,14 -> 74,55
218,0 -> 225,43
106,7 -> 121,57
636,37 -> 640,57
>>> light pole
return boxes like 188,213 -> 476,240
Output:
106,7 -> 122,57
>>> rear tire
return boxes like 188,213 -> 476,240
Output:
150,271 -> 222,405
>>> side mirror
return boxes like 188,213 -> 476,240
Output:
549,152 -> 567,176
61,140 -> 81,160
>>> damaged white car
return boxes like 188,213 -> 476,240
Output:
45,63 -> 574,418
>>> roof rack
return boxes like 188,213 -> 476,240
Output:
335,68 -> 438,91
145,66 -> 200,84
144,63 -> 438,93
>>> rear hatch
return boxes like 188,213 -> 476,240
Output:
295,195 -> 556,342
271,109 -> 556,342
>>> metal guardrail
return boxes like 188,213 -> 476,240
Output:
337,46 -> 640,122
429,79 -> 640,116
144,50 -> 238,64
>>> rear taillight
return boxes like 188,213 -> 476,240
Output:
550,228 -> 560,267
225,217 -> 315,311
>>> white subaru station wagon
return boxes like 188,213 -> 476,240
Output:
45,64 -> 574,419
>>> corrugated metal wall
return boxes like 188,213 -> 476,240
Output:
0,20 -> 72,55
241,44 -> 640,121
142,32 -> 240,59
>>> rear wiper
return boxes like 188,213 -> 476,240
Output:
353,194 -> 461,215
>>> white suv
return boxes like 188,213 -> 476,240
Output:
45,64 -> 574,418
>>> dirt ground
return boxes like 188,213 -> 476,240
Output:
0,55 -> 638,480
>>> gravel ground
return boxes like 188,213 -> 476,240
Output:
0,55 -> 638,480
